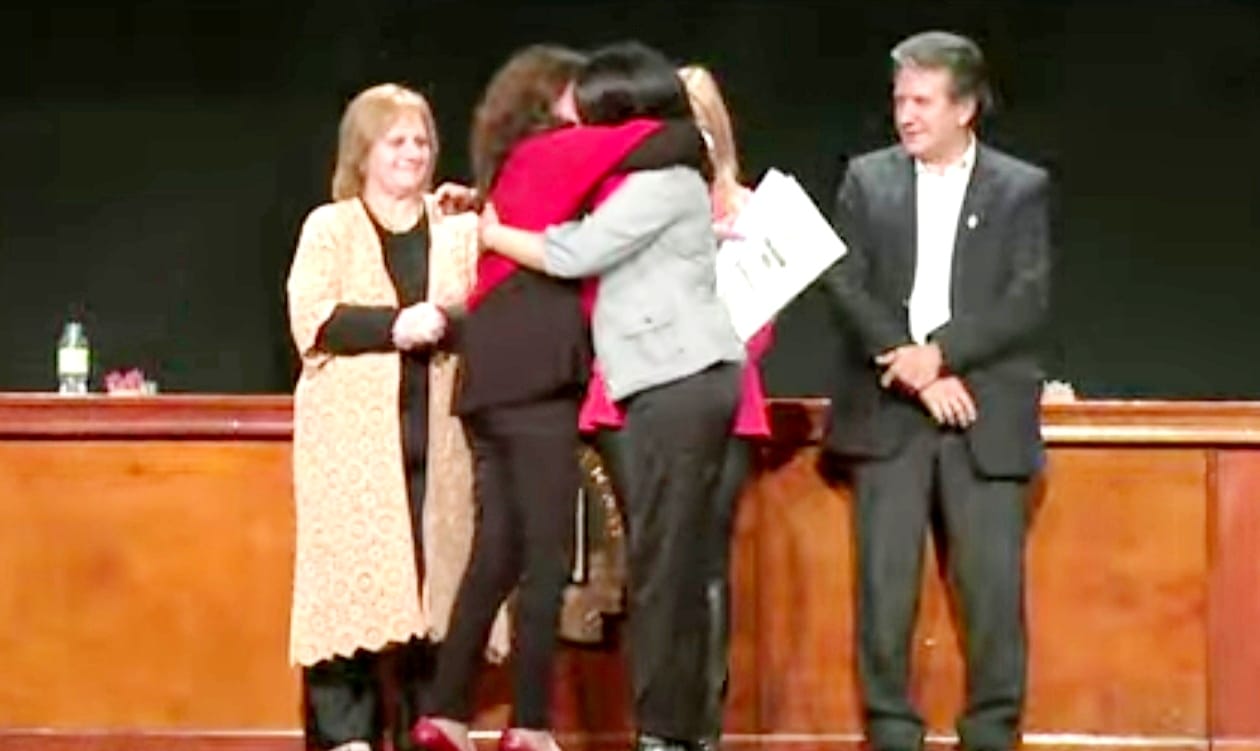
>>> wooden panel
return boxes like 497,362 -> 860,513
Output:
738,446 -> 1210,744
0,732 -> 302,751
756,399 -> 1260,447
0,734 -> 575,751
0,731 -> 1216,751
1210,450 -> 1260,746
741,447 -> 858,733
4,394 -> 1258,444
1025,449 -> 1208,736
724,455 -> 766,735
0,441 -> 298,727
549,640 -> 635,740
1,396 -> 1257,751
0,395 -> 291,439
1042,402 -> 1260,445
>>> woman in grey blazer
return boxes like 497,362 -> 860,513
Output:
479,41 -> 743,751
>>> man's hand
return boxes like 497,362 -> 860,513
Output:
392,302 -> 446,350
876,343 -> 943,392
918,376 -> 977,428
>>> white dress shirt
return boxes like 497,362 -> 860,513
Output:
908,138 -> 976,344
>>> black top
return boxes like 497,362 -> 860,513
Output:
315,206 -> 431,466
452,120 -> 706,416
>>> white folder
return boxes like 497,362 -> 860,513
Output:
716,169 -> 848,341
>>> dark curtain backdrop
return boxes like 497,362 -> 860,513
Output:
1,0 -> 1257,397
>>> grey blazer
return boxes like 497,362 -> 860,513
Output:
543,167 -> 744,401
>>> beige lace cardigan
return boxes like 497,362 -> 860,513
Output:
286,197 -> 508,666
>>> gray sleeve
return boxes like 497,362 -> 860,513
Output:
542,170 -> 684,278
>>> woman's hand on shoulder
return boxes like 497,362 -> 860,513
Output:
433,182 -> 479,215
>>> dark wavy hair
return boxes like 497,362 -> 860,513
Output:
575,41 -> 694,125
470,44 -> 587,196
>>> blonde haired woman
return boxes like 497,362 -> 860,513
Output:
679,64 -> 774,751
286,83 -> 501,751
679,65 -> 748,229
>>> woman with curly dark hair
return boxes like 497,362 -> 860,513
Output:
411,44 -> 704,751
478,41 -> 744,751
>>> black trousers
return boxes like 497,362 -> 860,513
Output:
304,438 -> 434,750
701,436 -> 752,739
616,363 -> 741,743
595,429 -> 751,743
303,639 -> 437,751
853,428 -> 1030,751
426,397 -> 580,728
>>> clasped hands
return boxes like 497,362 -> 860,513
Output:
391,302 -> 446,351
876,343 -> 977,428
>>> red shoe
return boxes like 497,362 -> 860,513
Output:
498,730 -> 529,751
498,728 -> 562,751
411,717 -> 466,751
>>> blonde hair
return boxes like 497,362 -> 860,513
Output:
678,65 -> 742,213
331,83 -> 439,201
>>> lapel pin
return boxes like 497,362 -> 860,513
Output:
966,213 -> 979,229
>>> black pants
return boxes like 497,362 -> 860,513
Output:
702,436 -> 752,739
426,397 -> 580,728
304,639 -> 437,751
853,428 -> 1030,751
615,363 -> 740,743
595,429 -> 751,743
305,442 -> 434,750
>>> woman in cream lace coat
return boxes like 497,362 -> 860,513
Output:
286,83 -> 505,751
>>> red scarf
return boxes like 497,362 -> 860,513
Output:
466,119 -> 662,309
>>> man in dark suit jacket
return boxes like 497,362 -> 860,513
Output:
821,31 -> 1051,751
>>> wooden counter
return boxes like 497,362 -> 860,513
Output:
0,395 -> 1257,751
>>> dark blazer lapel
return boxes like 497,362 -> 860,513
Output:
887,151 -> 917,303
950,142 -> 998,304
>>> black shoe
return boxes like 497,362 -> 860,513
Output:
393,638 -> 438,751
633,734 -> 691,751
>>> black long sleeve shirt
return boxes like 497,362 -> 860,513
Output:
315,208 -> 431,468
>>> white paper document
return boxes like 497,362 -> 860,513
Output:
716,169 -> 848,341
